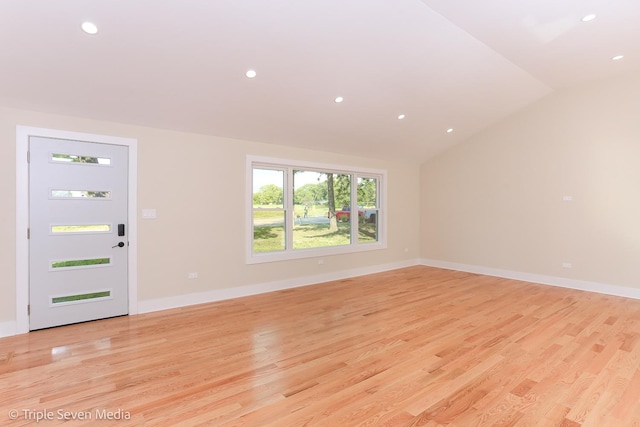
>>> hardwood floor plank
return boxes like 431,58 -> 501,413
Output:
2,266 -> 640,425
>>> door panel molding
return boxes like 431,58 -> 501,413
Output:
16,126 -> 138,334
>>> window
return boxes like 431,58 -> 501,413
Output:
51,153 -> 111,165
50,189 -> 111,199
51,224 -> 112,234
50,257 -> 111,270
248,156 -> 386,263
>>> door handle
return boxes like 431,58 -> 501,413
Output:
112,242 -> 125,248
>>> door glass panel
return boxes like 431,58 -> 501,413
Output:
51,190 -> 111,199
51,224 -> 111,234
51,257 -> 111,269
51,153 -> 111,165
52,290 -> 111,305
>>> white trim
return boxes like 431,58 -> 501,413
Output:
420,258 -> 640,300
246,155 -> 388,264
139,259 -> 418,314
7,250 -> 637,337
16,126 -> 138,334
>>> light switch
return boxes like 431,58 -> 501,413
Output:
142,209 -> 157,219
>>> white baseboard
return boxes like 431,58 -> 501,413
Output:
0,321 -> 17,338
420,258 -> 640,300
138,259 -> 420,314
0,260 -> 418,338
7,257 -> 631,339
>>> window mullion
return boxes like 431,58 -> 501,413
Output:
351,173 -> 358,244
285,167 -> 294,251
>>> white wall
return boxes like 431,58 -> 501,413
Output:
1,106 -> 421,335
420,73 -> 640,290
6,72 -> 638,337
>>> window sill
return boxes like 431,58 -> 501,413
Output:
247,241 -> 386,264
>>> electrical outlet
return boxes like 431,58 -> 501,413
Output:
562,263 -> 572,269
188,272 -> 198,279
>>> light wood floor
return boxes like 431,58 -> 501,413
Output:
2,266 -> 640,426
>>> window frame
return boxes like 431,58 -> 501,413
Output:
247,155 -> 387,264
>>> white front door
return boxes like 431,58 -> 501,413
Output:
29,136 -> 129,330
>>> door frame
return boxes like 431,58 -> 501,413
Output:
16,125 -> 138,334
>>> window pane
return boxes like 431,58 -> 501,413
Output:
52,291 -> 111,304
293,169 -> 327,224
358,177 -> 377,208
293,170 -> 327,214
359,209 -> 378,243
51,258 -> 111,269
253,169 -> 284,209
51,154 -> 111,165
51,190 -> 111,199
293,220 -> 351,249
253,211 -> 285,252
330,173 -> 352,217
51,224 -> 111,234
358,177 -> 378,243
294,172 -> 351,249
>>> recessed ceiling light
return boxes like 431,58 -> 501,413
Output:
581,14 -> 597,22
81,22 -> 98,35
245,69 -> 257,78
612,55 -> 625,61
334,96 -> 344,103
447,128 -> 454,133
397,114 -> 406,120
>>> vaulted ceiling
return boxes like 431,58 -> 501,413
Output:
2,0 -> 639,163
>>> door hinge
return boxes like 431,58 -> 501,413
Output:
27,151 -> 30,163
27,228 -> 30,239
27,305 -> 30,316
